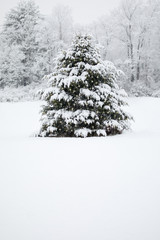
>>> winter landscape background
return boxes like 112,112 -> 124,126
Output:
0,0 -> 160,99
0,0 -> 160,239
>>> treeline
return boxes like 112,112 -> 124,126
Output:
88,0 -> 160,95
0,0 -> 160,95
0,1 -> 73,88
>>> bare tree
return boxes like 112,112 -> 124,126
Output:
51,4 -> 73,43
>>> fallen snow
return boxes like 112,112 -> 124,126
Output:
0,97 -> 160,240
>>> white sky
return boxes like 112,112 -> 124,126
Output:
0,0 -> 121,26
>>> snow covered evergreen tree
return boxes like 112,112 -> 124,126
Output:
2,0 -> 41,86
39,34 -> 132,137
0,43 -> 25,88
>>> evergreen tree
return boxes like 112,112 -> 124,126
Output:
39,35 -> 132,137
0,43 -> 25,88
2,0 -> 41,86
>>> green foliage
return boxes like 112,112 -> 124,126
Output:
39,34 -> 132,137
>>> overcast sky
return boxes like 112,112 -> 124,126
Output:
0,0 -> 121,26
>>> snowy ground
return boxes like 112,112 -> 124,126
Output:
0,97 -> 160,240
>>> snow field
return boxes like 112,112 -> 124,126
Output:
0,98 -> 160,240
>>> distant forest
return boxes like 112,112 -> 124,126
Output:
0,0 -> 160,97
